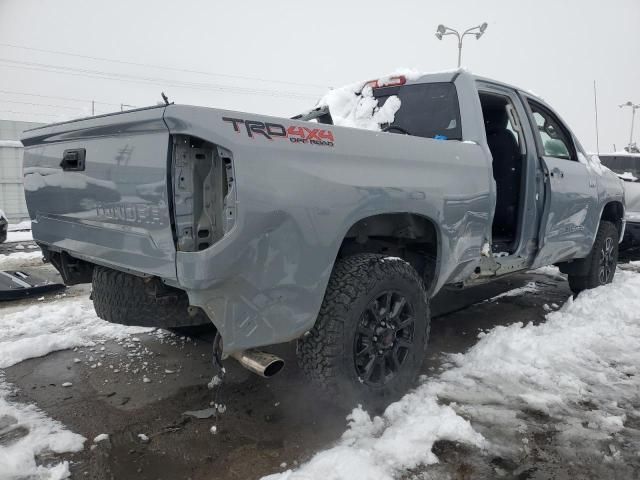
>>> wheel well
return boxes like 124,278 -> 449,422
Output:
337,213 -> 439,292
601,201 -> 624,234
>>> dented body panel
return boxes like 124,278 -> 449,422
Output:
21,71 -> 624,353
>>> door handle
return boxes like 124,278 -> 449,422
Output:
60,149 -> 86,171
550,167 -> 564,179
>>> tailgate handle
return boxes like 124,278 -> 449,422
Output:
60,149 -> 86,171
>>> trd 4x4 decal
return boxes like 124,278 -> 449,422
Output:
223,117 -> 334,147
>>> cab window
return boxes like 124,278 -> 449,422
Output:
528,101 -> 576,161
374,83 -> 462,140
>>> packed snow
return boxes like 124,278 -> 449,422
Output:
0,278 -> 153,478
0,251 -> 43,270
6,229 -> 33,243
0,140 -> 22,148
617,171 -> 638,182
486,281 -> 539,301
0,296 -> 151,368
579,152 -> 610,176
265,269 -> 640,479
7,221 -> 31,232
316,69 -> 422,131
0,382 -> 84,480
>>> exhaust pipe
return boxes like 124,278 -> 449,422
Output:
231,349 -> 285,378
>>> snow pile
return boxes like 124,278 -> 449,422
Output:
263,397 -> 484,480
0,296 -> 152,368
0,381 -> 84,479
486,281 -> 538,301
0,293 -> 153,478
266,270 -> 640,479
0,251 -> 43,269
617,171 -> 638,182
0,140 -> 23,148
6,229 -> 33,243
579,152 -> 610,176
8,220 -> 31,232
316,69 -> 422,131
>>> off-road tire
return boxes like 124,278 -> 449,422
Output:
567,221 -> 618,295
296,253 -> 430,407
92,266 -> 206,328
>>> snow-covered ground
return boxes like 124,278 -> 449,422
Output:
0,282 -> 152,478
0,250 -> 43,270
5,230 -> 33,243
1,245 -> 639,479
265,269 -> 640,480
4,222 -> 33,243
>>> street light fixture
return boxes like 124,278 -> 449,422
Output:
435,22 -> 488,67
619,101 -> 640,152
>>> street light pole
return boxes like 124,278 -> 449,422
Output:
619,101 -> 640,151
435,23 -> 488,68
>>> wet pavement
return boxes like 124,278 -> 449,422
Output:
1,258 -> 636,479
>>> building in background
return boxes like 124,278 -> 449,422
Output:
0,119 -> 44,223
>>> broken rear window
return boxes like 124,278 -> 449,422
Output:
374,82 -> 462,141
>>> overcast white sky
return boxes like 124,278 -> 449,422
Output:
1,0 -> 639,152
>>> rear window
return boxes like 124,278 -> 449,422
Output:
599,155 -> 640,179
374,82 -> 462,140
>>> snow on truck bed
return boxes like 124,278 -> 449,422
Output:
316,69 -> 423,131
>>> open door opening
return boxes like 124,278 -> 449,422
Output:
480,92 -> 526,254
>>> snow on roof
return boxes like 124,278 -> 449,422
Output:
0,140 -> 23,148
597,151 -> 640,157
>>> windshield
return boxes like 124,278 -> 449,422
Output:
374,82 -> 462,140
599,155 -> 640,181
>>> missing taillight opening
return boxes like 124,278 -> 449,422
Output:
363,75 -> 407,89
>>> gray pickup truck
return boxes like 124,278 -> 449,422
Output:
21,70 -> 624,402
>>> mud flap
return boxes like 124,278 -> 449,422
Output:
0,270 -> 65,301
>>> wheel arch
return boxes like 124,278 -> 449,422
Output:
600,200 -> 625,240
335,212 -> 441,296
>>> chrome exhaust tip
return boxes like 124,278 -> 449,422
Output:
231,349 -> 285,378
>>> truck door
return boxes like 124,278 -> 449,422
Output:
525,99 -> 598,267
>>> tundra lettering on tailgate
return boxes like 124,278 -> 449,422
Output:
223,117 -> 334,147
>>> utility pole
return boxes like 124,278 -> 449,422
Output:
593,80 -> 600,154
435,22 -> 488,67
91,100 -> 95,116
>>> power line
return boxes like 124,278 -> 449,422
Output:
0,109 -> 61,117
0,98 -> 86,110
0,42 -> 329,90
0,59 -> 320,100
0,89 -> 123,107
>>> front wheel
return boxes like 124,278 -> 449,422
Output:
296,254 -> 430,407
567,221 -> 619,295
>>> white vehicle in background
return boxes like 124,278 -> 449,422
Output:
599,152 -> 640,252
0,210 -> 7,244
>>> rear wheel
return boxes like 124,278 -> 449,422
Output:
296,254 -> 430,407
567,221 -> 619,295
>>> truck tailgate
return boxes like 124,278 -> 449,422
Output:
21,106 -> 177,280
